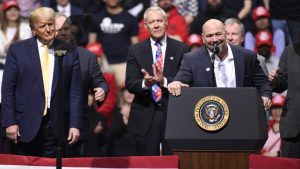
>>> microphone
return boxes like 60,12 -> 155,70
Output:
212,43 -> 220,55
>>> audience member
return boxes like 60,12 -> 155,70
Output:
52,0 -> 83,17
255,30 -> 279,73
168,19 -> 272,110
126,6 -> 189,155
1,7 -> 82,157
261,94 -> 285,157
263,0 -> 300,45
224,18 -> 268,75
0,0 -> 32,64
244,6 -> 285,58
151,0 -> 198,25
89,0 -> 139,87
18,0 -> 41,18
138,0 -> 188,42
187,34 -> 203,52
269,45 -> 300,159
190,0 -> 237,34
83,93 -> 109,157
108,83 -> 137,156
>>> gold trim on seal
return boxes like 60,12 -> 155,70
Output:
194,95 -> 229,131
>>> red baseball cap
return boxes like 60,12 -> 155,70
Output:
256,30 -> 272,47
271,95 -> 285,107
2,0 -> 19,12
187,34 -> 203,47
252,6 -> 270,21
85,42 -> 103,58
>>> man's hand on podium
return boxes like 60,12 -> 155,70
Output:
168,81 -> 189,96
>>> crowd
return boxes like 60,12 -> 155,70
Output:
0,0 -> 299,159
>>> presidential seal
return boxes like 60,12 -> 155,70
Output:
194,96 -> 229,131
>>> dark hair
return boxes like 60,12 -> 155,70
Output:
1,7 -> 21,38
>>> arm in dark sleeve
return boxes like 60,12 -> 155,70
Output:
173,52 -> 194,85
90,53 -> 109,93
69,50 -> 83,129
1,45 -> 17,127
252,54 -> 272,99
125,46 -> 145,94
165,44 -> 191,84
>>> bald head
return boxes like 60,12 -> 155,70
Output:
202,19 -> 225,35
202,19 -> 227,57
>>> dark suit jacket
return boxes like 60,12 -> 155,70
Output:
272,45 -> 300,138
77,47 -> 108,138
125,37 -> 190,136
1,37 -> 82,142
174,45 -> 272,98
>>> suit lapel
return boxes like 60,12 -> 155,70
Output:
29,37 -> 44,95
163,37 -> 174,77
142,39 -> 154,75
231,45 -> 244,87
203,47 -> 215,86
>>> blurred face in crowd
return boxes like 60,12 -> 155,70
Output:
271,106 -> 282,122
158,0 -> 173,12
103,0 -> 120,8
144,9 -> 168,41
32,13 -> 55,45
207,0 -> 222,7
202,19 -> 227,53
257,45 -> 272,59
55,15 -> 71,43
225,23 -> 244,46
255,17 -> 269,30
56,0 -> 69,6
5,7 -> 20,22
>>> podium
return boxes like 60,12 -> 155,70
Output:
165,87 -> 268,169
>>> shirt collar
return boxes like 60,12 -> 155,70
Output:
207,43 -> 234,62
57,3 -> 71,12
150,34 -> 167,47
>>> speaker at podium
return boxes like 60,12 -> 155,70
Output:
165,87 -> 268,169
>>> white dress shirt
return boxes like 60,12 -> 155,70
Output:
57,3 -> 71,17
208,43 -> 236,88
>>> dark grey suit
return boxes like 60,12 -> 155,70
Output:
125,37 -> 190,155
67,47 -> 108,157
272,45 -> 300,158
174,45 -> 272,98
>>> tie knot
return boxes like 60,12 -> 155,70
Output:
155,41 -> 161,47
43,45 -> 48,49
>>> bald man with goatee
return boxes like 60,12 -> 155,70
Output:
168,19 -> 272,109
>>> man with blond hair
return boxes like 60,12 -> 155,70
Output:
1,7 -> 82,157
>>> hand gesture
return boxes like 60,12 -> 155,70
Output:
152,63 -> 164,85
6,125 -> 20,144
141,69 -> 157,88
268,67 -> 279,83
94,87 -> 105,102
168,81 -> 189,96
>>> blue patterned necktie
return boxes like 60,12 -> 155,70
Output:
151,41 -> 163,102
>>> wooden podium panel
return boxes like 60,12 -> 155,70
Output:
174,151 -> 250,169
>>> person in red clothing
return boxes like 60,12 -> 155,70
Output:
261,94 -> 285,157
138,0 -> 188,42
